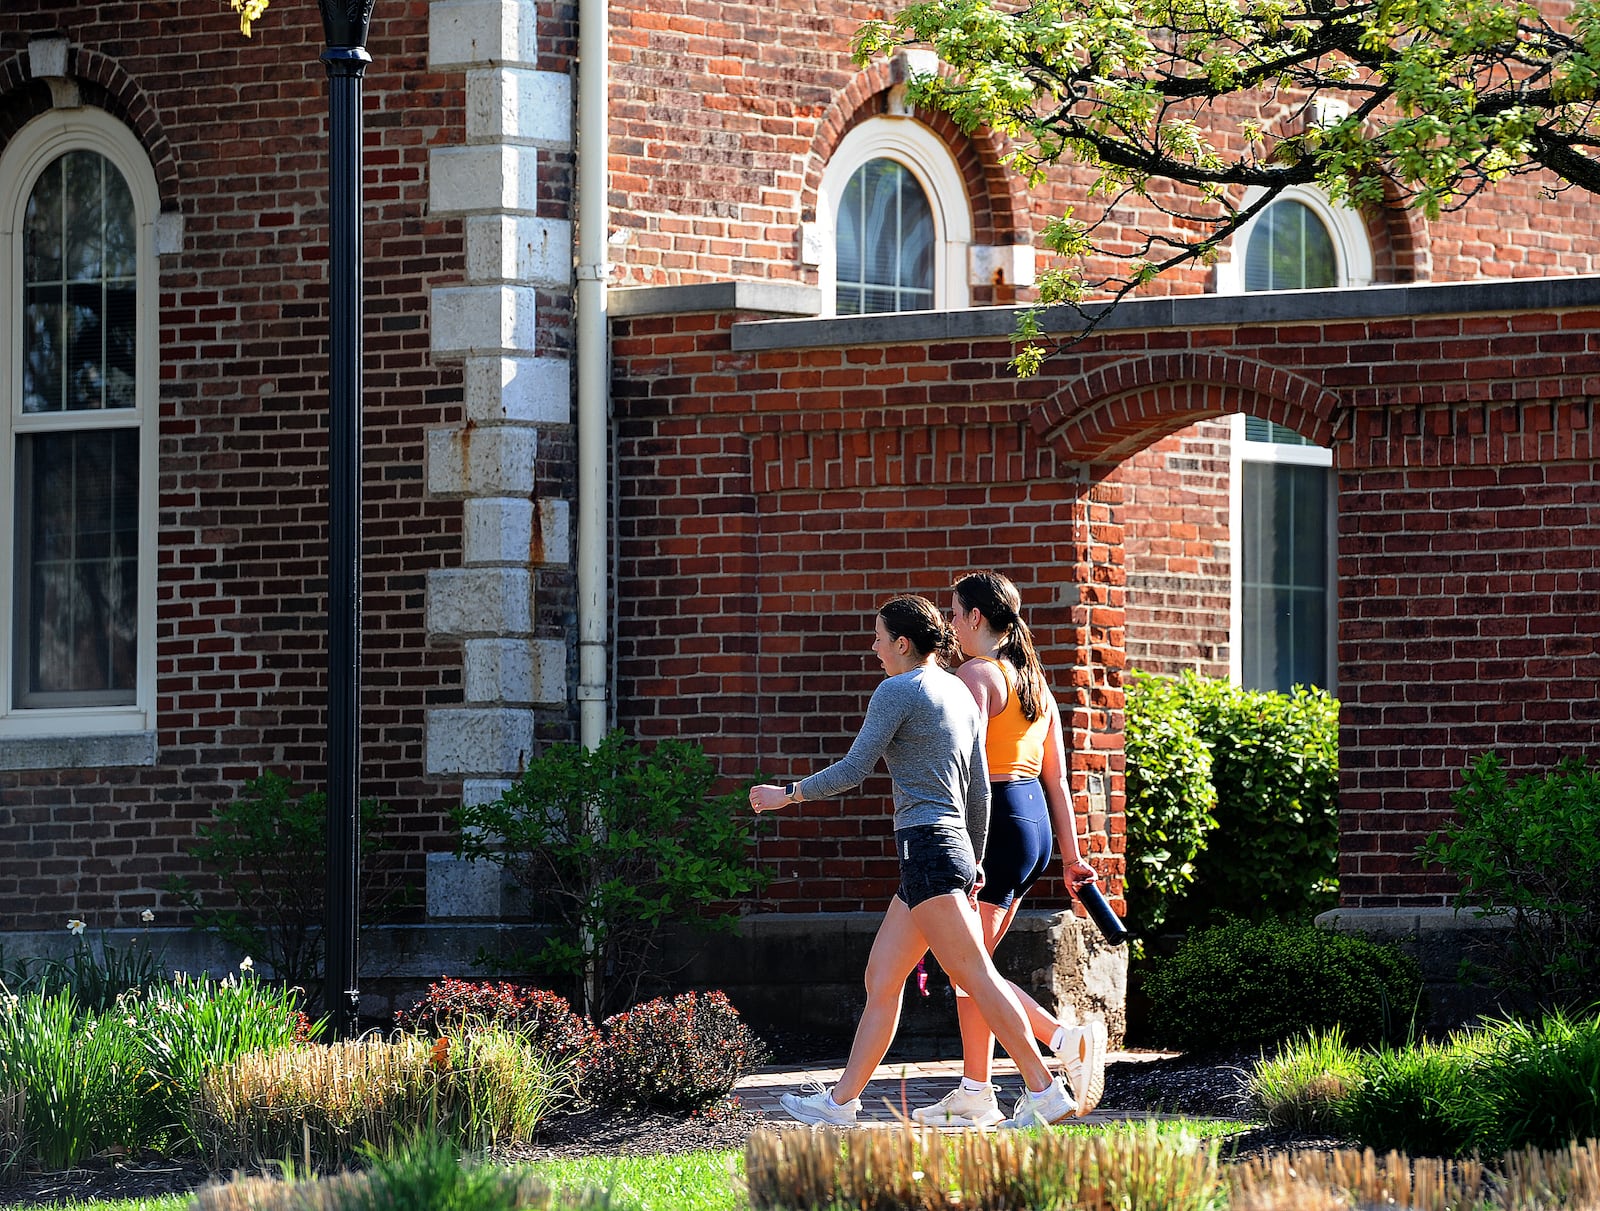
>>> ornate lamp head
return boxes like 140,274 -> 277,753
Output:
318,0 -> 374,48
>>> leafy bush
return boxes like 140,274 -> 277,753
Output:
395,979 -> 595,1063
165,772 -> 401,998
1143,918 -> 1424,1052
1421,753 -> 1600,1013
1169,675 -> 1340,923
583,990 -> 767,1114
194,1029 -> 575,1170
455,731 -> 768,1016
1124,672 -> 1218,934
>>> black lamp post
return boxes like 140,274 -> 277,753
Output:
319,0 -> 372,1039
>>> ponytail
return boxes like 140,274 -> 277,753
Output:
952,571 -> 1046,721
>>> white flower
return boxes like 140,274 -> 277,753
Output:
67,919 -> 86,936
239,956 -> 254,973
140,909 -> 155,923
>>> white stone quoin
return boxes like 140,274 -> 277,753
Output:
424,0 -> 574,922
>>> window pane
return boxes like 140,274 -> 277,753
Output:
15,429 -> 140,705
1241,461 -> 1330,691
21,150 -> 137,413
1244,199 -> 1338,291
835,158 -> 937,315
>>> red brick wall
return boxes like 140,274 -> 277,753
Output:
611,304 -> 1600,913
0,2 -> 481,929
1112,422 -> 1233,680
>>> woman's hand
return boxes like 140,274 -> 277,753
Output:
749,784 -> 791,813
1063,857 -> 1097,891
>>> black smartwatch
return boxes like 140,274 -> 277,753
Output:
785,781 -> 800,802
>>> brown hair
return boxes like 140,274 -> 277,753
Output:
952,571 -> 1046,721
879,595 -> 961,665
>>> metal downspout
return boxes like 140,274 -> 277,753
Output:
576,0 -> 609,751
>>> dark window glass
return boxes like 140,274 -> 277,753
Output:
23,151 -> 138,414
14,428 -> 140,705
836,158 -> 935,315
1244,199 -> 1337,292
1241,460 -> 1330,692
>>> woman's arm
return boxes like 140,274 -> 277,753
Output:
749,679 -> 909,813
1041,689 -> 1096,889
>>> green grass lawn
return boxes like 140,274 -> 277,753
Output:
38,1119 -> 1255,1211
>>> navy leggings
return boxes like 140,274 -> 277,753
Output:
976,777 -> 1053,909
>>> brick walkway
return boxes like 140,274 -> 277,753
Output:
735,1050 -> 1187,1127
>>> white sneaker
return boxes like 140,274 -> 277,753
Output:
911,1083 -> 1005,1128
1053,1021 -> 1108,1116
999,1076 -> 1076,1128
779,1082 -> 861,1127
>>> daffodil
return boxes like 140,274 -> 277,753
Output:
239,956 -> 255,973
67,918 -> 86,936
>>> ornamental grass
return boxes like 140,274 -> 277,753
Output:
745,1121 -> 1227,1211
194,1030 -> 575,1171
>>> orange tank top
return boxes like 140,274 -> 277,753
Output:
974,656 -> 1049,781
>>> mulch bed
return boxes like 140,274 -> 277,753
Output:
0,1049 -> 1342,1208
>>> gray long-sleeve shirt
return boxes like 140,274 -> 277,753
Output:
797,664 -> 991,861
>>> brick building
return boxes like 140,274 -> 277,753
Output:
1,0 -> 1596,1031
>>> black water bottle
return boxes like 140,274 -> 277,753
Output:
1074,881 -> 1132,945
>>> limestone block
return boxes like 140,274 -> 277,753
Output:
425,706 -> 534,776
462,778 -> 515,807
27,36 -> 70,78
428,0 -> 538,69
425,852 -> 503,920
466,214 -> 573,287
467,67 -> 573,146
464,356 -> 571,424
428,145 -> 541,216
536,497 -> 570,566
463,496 -> 534,565
464,637 -> 566,705
426,424 -> 537,497
431,284 -> 540,359
426,567 -> 531,637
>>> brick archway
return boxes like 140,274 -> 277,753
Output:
1031,352 -> 1345,468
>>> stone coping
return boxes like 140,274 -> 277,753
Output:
599,272 -> 1600,351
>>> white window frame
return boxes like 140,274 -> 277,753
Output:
1227,415 -> 1338,694
1214,184 -> 1373,294
0,108 -> 159,742
814,117 -> 972,316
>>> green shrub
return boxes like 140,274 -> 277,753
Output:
583,990 -> 768,1114
455,731 -> 768,1016
1244,1024 -> 1363,1131
1173,675 -> 1340,923
1466,1011 -> 1600,1155
1124,672 -> 1219,935
1421,753 -> 1600,1013
165,772 -> 404,999
1143,918 -> 1424,1052
1324,1039 -> 1484,1157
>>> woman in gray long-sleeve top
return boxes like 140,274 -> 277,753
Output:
750,595 -> 1075,1129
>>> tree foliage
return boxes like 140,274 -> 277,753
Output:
855,0 -> 1600,367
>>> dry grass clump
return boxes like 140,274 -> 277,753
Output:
194,1031 -> 574,1171
0,1085 -> 23,1177
191,1168 -> 560,1211
746,1122 -> 1226,1211
1232,1141 -> 1600,1211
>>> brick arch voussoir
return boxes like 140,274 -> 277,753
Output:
802,65 -> 1031,244
0,47 -> 181,213
1035,353 -> 1343,467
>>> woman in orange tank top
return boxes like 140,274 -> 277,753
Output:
910,571 -> 1108,1128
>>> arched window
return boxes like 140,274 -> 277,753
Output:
0,109 -> 158,747
1215,184 -> 1372,294
813,118 -> 972,316
835,159 -> 935,315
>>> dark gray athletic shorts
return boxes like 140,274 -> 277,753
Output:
894,821 -> 978,909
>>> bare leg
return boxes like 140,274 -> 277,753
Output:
957,898 -> 1067,1083
912,892 -> 1053,1093
831,896 -> 930,1104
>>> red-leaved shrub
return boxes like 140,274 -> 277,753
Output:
395,978 -> 595,1063
583,990 -> 768,1114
